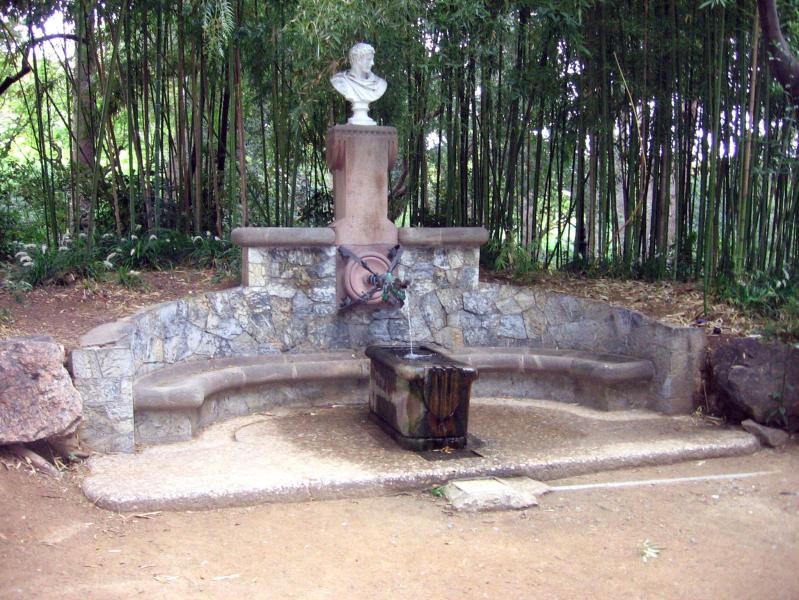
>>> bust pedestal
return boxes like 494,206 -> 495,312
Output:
326,125 -> 398,246
327,125 -> 399,307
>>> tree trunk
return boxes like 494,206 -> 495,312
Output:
757,0 -> 799,112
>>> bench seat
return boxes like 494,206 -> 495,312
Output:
132,347 -> 656,445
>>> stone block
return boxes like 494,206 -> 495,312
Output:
247,263 -> 268,286
433,326 -> 465,349
436,288 -> 463,313
463,291 -> 495,315
522,308 -> 545,338
497,315 -> 527,340
96,348 -> 134,378
712,337 -> 797,427
265,281 -> 296,299
135,410 -> 195,444
443,478 -> 541,512
419,291 -> 447,332
79,404 -> 134,453
79,319 -> 131,347
247,247 -> 267,264
367,318 -> 391,342
741,419 -> 789,448
70,348 -> 101,379
514,289 -> 539,311
496,296 -> 521,315
308,284 -> 336,305
457,266 -> 480,290
293,291 -> 314,316
432,248 -> 452,269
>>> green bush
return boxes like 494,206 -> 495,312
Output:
714,270 -> 796,318
482,238 -> 540,277
715,269 -> 799,342
4,228 -> 240,290
7,238 -> 104,286
115,266 -> 148,290
190,231 -> 240,279
107,228 -> 193,270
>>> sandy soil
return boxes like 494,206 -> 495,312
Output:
0,449 -> 797,599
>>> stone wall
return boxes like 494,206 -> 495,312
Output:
71,228 -> 705,452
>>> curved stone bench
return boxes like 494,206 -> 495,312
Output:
449,347 -> 655,412
132,347 -> 655,445
133,352 -> 370,444
450,347 -> 654,381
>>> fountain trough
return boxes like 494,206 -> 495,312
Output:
365,345 -> 477,450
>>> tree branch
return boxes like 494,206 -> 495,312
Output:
757,0 -> 799,111
0,34 -> 85,97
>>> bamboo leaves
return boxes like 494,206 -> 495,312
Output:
202,0 -> 234,61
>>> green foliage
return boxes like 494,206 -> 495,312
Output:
298,190 -> 334,227
562,255 -> 660,281
202,0 -> 235,61
0,206 -> 20,260
111,228 -> 192,270
714,269 -> 799,341
0,160 -> 52,254
714,270 -> 796,319
190,231 -> 240,279
7,238 -> 104,286
4,228 -> 239,289
430,485 -> 445,498
483,238 -> 540,278
114,266 -> 147,290
3,0 -> 799,297
0,278 -> 32,303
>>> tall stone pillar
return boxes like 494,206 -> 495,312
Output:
327,125 -> 401,307
326,125 -> 398,246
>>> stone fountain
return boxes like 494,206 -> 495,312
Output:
70,44 -> 707,455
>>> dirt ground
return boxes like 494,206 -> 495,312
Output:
1,268 -> 797,599
1,449 -> 797,599
0,269 -> 233,351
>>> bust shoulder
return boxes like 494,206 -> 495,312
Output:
330,72 -> 352,97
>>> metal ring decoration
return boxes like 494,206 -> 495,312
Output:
339,245 -> 408,309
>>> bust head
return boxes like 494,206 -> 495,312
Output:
348,43 -> 375,78
331,42 -> 386,125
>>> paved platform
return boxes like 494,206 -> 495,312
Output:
82,398 -> 760,512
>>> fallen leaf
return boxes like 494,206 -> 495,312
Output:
640,539 -> 663,562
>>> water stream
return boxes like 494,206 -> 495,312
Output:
403,292 -> 429,359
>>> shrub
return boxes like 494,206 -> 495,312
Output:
715,269 -> 799,342
190,231 -> 240,279
4,228 -> 239,289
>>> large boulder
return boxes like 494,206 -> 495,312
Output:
0,336 -> 82,444
710,337 -> 798,431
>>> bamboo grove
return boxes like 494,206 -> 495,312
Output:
0,0 -> 797,282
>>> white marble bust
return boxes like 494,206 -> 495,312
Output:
330,43 -> 387,126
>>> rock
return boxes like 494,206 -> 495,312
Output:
462,291 -> 494,315
497,314 -> 527,340
442,477 -> 547,511
741,419 -> 790,448
0,336 -> 82,444
710,338 -> 798,430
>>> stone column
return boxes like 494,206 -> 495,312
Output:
326,125 -> 398,246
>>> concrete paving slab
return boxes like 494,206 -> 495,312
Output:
443,478 -> 540,511
82,398 -> 759,512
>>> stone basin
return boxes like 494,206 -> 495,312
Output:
365,344 -> 478,450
